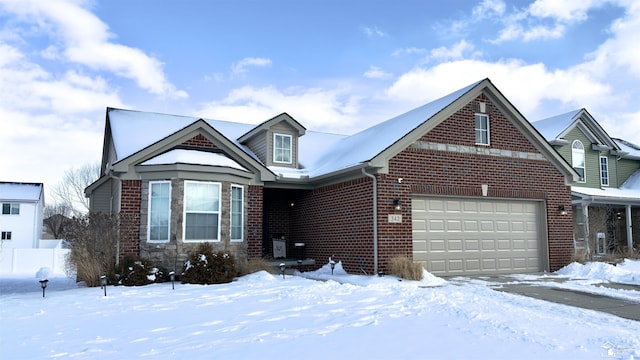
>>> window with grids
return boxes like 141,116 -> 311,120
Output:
184,181 -> 220,241
1,203 -> 19,215
148,181 -> 171,242
273,133 -> 292,164
230,185 -> 244,241
572,140 -> 586,182
475,114 -> 490,145
600,156 -> 609,186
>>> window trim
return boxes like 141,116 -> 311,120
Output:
474,113 -> 490,145
572,140 -> 586,183
1,203 -> 20,215
273,133 -> 293,164
147,181 -> 171,243
183,180 -> 221,242
230,185 -> 244,242
599,155 -> 609,187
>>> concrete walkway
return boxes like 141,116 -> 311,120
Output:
494,283 -> 640,321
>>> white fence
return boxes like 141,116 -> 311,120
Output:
0,247 -> 70,276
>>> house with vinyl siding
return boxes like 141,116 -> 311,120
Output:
86,78 -> 578,276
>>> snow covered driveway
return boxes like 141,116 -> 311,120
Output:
1,260 -> 639,359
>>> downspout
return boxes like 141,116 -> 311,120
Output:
361,168 -> 378,275
626,204 -> 632,255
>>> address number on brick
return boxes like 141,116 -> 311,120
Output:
388,214 -> 402,223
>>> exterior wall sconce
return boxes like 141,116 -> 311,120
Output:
393,199 -> 402,211
558,205 -> 567,216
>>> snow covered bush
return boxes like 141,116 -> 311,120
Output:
119,257 -> 166,286
181,243 -> 236,284
389,256 -> 424,281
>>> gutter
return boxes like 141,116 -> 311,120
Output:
361,167 -> 378,275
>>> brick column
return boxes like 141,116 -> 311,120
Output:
120,180 -> 141,259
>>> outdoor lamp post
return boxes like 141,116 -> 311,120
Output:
279,263 -> 286,279
100,275 -> 107,296
169,271 -> 175,290
39,279 -> 48,298
330,260 -> 336,275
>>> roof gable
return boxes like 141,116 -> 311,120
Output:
238,112 -> 306,143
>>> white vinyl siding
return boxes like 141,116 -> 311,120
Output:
184,181 -> 220,241
273,133 -> 292,164
572,140 -> 586,182
148,181 -> 171,242
230,185 -> 244,242
600,156 -> 609,187
475,114 -> 490,145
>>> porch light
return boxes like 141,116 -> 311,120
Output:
39,279 -> 48,298
558,205 -> 567,216
100,275 -> 107,296
279,263 -> 286,279
393,199 -> 402,211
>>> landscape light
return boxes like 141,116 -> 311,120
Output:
330,260 -> 336,275
100,275 -> 107,296
279,263 -> 286,279
169,271 -> 175,290
39,279 -> 48,298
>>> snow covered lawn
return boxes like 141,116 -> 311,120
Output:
1,261 -> 639,359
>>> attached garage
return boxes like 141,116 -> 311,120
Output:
412,196 -> 547,276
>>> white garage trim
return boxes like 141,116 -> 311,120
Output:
412,196 -> 548,276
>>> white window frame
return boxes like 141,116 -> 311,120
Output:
273,133 -> 292,164
1,203 -> 20,215
148,181 -> 171,243
572,140 -> 586,183
474,114 -> 490,145
600,156 -> 609,187
230,185 -> 244,242
183,181 -> 221,242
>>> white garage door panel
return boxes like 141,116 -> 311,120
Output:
412,197 -> 542,276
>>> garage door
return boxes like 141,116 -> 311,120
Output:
412,197 -> 543,276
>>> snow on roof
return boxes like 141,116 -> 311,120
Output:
0,182 -> 43,202
304,80 -> 482,176
614,138 -> 640,159
530,109 -> 580,140
139,149 -> 249,171
108,109 -> 255,162
108,79 -> 482,179
572,185 -> 640,203
621,169 -> 640,191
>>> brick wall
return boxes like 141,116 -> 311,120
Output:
120,179 -> 141,259
291,178 -> 375,274
182,134 -> 218,148
247,185 -> 264,259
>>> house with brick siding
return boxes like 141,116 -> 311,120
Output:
532,109 -> 640,258
86,78 -> 577,276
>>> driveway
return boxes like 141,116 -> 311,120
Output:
450,274 -> 640,322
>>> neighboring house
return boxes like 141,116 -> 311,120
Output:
0,182 -> 45,249
532,109 -> 640,257
86,78 -> 577,277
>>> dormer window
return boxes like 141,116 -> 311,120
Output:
273,133 -> 292,164
572,140 -> 585,182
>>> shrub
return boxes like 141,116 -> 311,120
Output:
389,256 -> 424,281
181,243 -> 236,284
118,257 -> 166,286
64,213 -> 118,287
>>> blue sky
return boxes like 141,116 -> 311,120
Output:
1,0 -> 639,198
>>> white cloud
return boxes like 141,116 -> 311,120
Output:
197,85 -> 363,133
392,47 -> 428,57
0,0 -> 187,99
528,0 -> 599,22
231,57 -> 272,75
362,26 -> 388,37
430,40 -> 481,61
363,66 -> 392,80
472,0 -> 506,18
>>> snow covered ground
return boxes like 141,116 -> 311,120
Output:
1,260 -> 639,359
